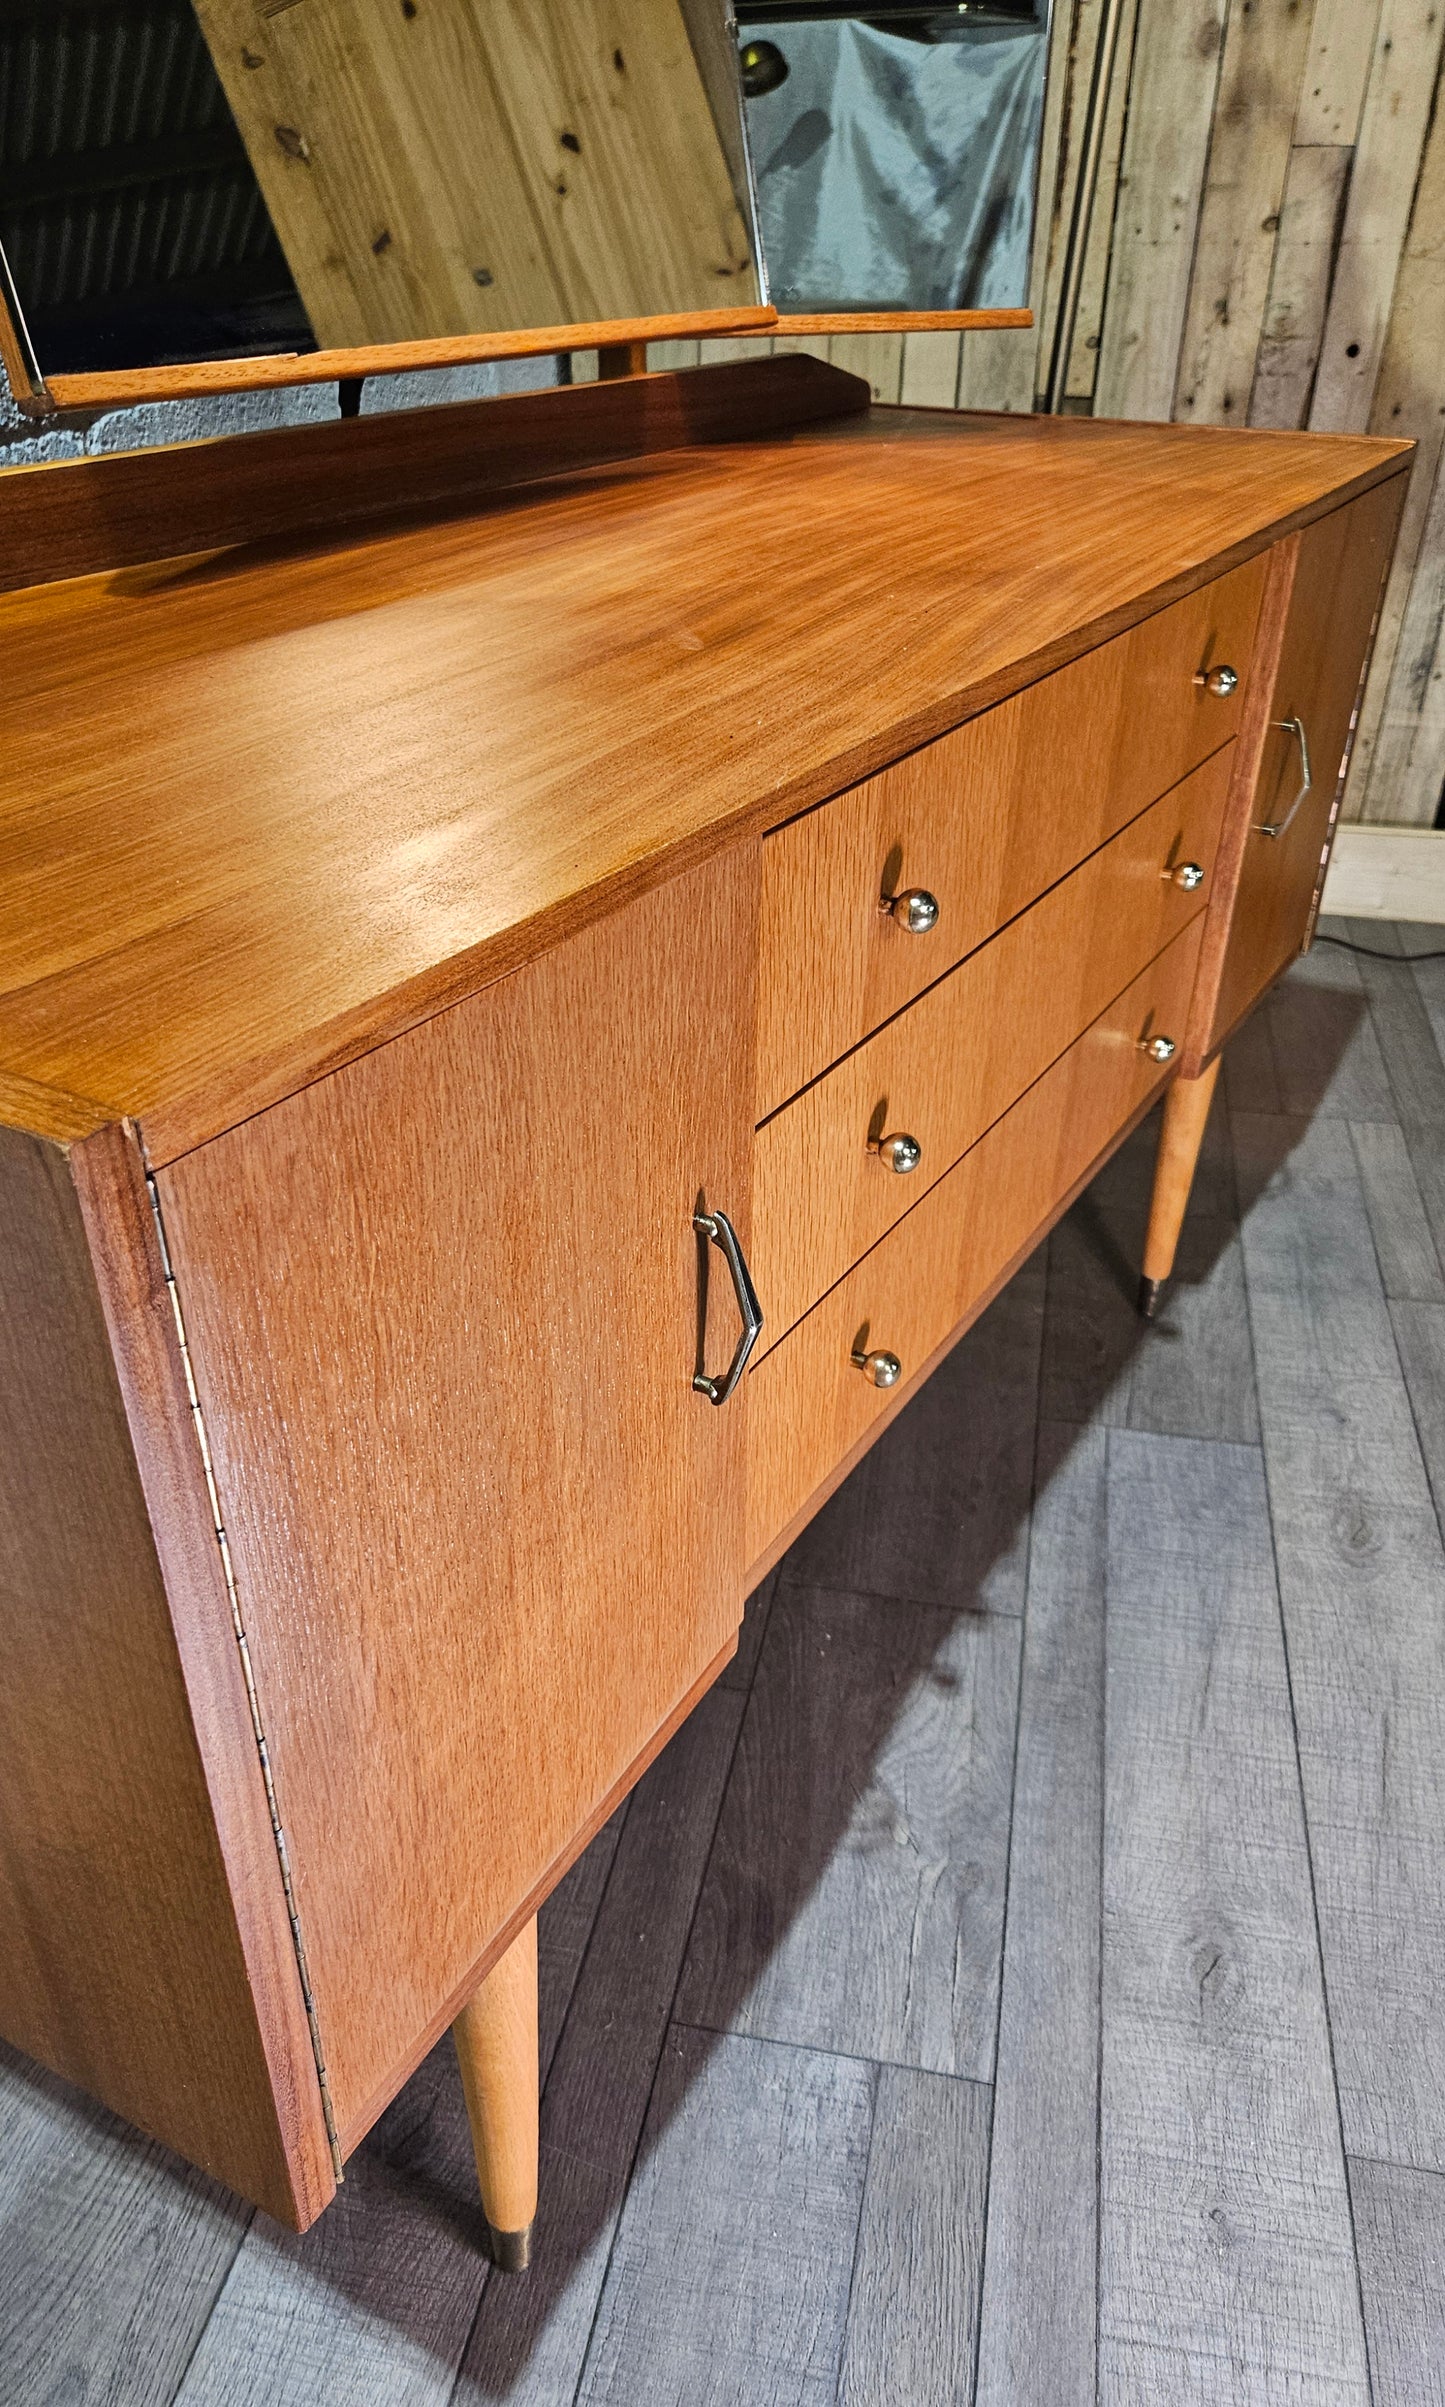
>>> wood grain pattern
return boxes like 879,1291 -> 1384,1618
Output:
194,0 -> 755,348
1199,476 -> 1407,1060
1237,1108 -> 1445,2168
1346,920 -> 1445,1126
1140,1058 -> 1222,1288
975,1421 -> 1106,2407
1041,1091 -> 1261,1446
755,558 -> 1261,1114
452,1917 -> 539,2245
1389,1302 -> 1445,1544
754,756 -> 1230,1341
873,0 -> 1443,831
0,1121 -> 328,2230
1352,1121 -> 1445,1302
1309,0 -> 1445,435
775,312 -> 1032,334
456,1686 -> 743,2403
0,2046 -> 248,2407
677,1587 -> 1021,2078
1172,0 -> 1316,430
0,409 -> 1404,1162
1099,1431 -> 1369,2403
1093,0 -> 1228,422
155,854 -> 755,2150
0,354 -> 867,597
577,2029 -> 875,2407
1250,145 -> 1353,433
174,2053 -> 490,2407
777,1254 -> 1043,1618
1267,937 -> 1396,1121
1338,88 -> 1445,820
746,919 -> 1204,1563
838,2069 -> 991,2407
36,308 -> 777,412
1351,2158 -> 1445,2407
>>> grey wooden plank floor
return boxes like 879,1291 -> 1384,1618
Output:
6,917 -> 1445,2405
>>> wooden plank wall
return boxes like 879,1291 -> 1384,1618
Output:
650,0 -> 1445,828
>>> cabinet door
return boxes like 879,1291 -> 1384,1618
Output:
1202,474 -> 1406,1053
157,847 -> 757,2150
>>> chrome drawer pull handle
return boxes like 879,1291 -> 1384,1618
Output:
692,1211 -> 763,1406
1169,860 -> 1206,891
852,1346 -> 902,1388
868,1130 -> 922,1175
1255,716 -> 1313,840
882,887 -> 940,934
1141,1033 -> 1177,1063
1194,663 -> 1239,697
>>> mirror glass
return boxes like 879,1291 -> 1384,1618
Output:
0,0 -> 764,378
738,1 -> 1048,313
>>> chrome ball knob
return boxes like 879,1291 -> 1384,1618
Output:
853,1347 -> 902,1388
1142,1034 -> 1177,1062
886,888 -> 940,935
873,1131 -> 922,1175
1172,861 -> 1206,891
1194,663 -> 1239,697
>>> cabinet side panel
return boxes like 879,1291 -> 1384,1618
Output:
1192,473 -> 1408,1060
0,1122 -> 330,2226
156,846 -> 757,2144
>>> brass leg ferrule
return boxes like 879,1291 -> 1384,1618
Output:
487,2221 -> 534,2274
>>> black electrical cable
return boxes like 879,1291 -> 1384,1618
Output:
1315,933 -> 1445,964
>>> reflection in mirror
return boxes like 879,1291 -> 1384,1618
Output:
737,1 -> 1048,312
0,0 -> 763,379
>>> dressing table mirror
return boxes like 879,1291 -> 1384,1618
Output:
0,0 -> 1036,412
740,0 -> 1047,316
0,0 -> 1409,2300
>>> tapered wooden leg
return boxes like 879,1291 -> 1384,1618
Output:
452,1916 -> 539,2271
1138,1056 -> 1222,1318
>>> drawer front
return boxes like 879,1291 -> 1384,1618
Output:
753,749 -> 1229,1348
758,553 -> 1265,1114
747,917 -> 1205,1565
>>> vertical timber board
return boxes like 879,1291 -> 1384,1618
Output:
828,335 -> 905,404
1172,0 -> 1317,428
155,848 -> 758,2148
0,1120 -> 329,2228
1248,144 -> 1352,430
957,0 -> 1077,411
1351,83 -> 1445,821
194,0 -> 751,347
900,330 -> 962,406
1309,0 -> 1445,434
1094,0 -> 1230,423
1064,0 -> 1143,403
1390,461 -> 1445,825
1293,0 -> 1383,146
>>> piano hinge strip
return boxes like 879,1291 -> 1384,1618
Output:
145,1173 -> 345,2188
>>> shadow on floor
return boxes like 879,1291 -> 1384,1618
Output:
0,965 -> 1371,2400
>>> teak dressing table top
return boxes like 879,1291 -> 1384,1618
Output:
0,400 -> 1406,1165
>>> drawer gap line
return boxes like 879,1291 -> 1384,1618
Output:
751,919 -> 1200,1362
755,753 -> 1230,1129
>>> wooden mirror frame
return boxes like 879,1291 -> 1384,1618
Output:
0,247 -> 1029,417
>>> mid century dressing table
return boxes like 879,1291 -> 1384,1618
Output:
0,358 -> 1408,2261
0,0 -> 1410,2279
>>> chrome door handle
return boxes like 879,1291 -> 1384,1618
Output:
1255,716 -> 1312,839
693,1211 -> 763,1405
